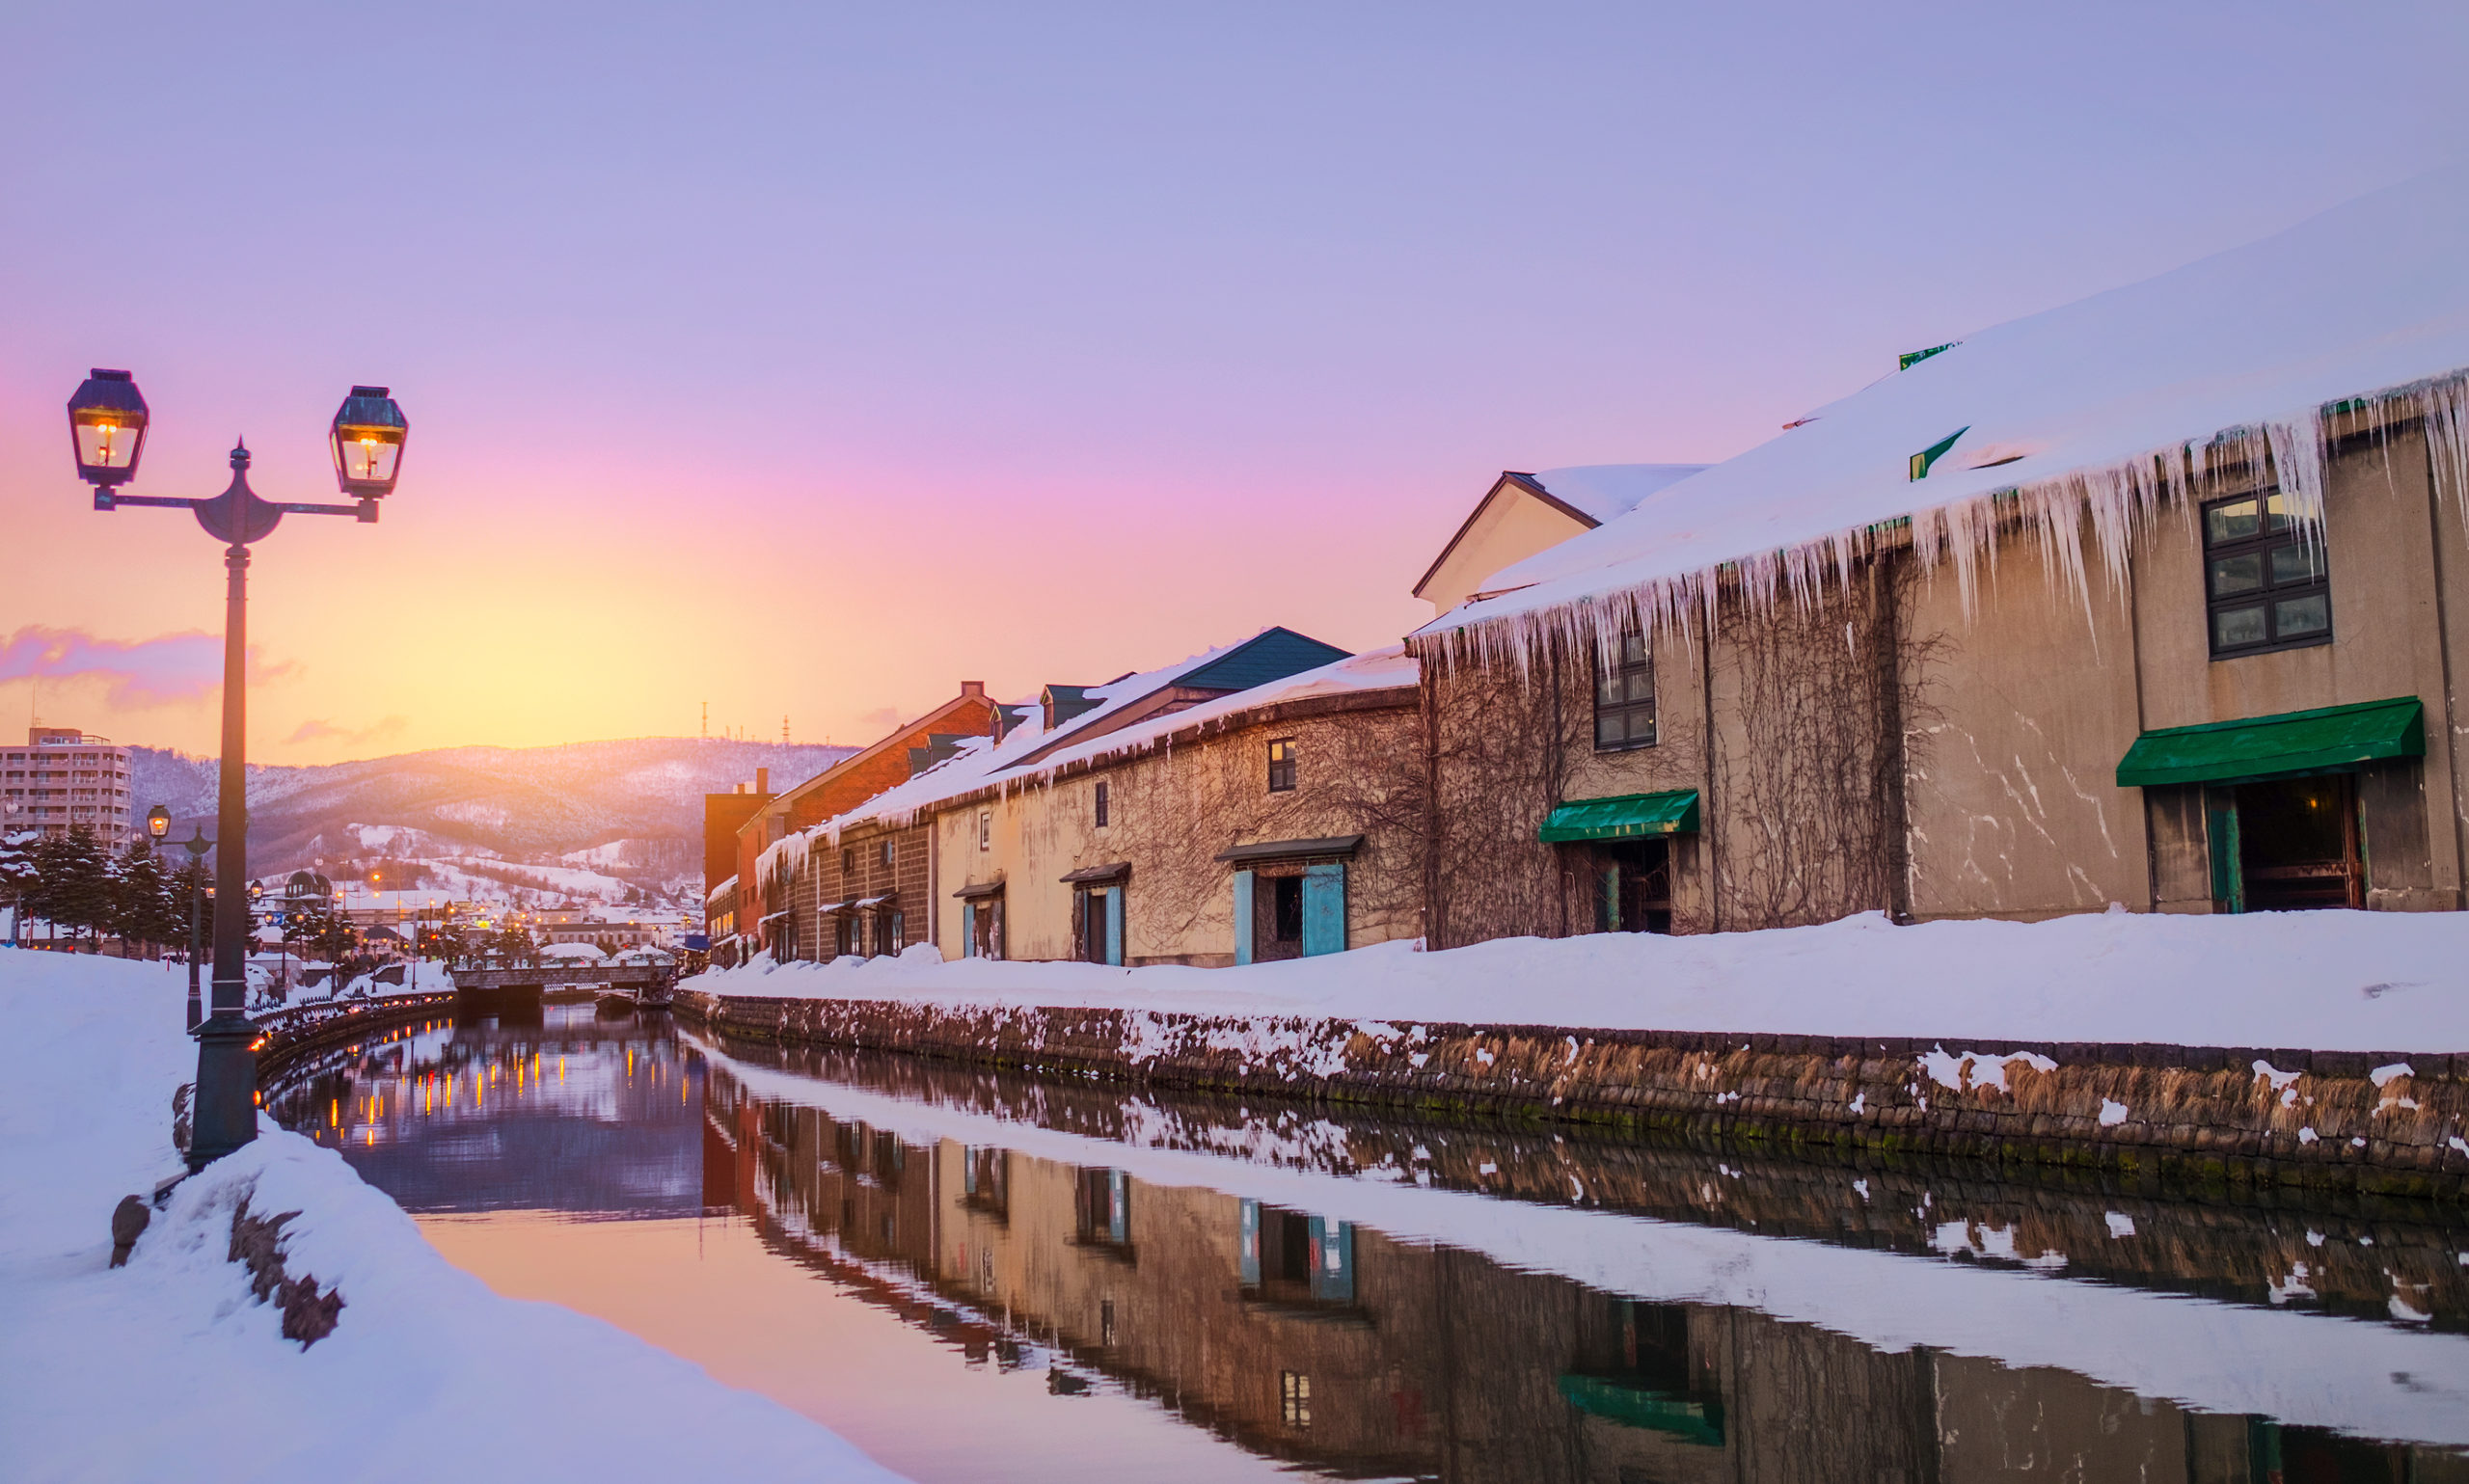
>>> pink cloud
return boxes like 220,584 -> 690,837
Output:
285,715 -> 408,747
0,625 -> 299,708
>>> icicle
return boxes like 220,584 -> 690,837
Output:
1424,370 -> 2469,679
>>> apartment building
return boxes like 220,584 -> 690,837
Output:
0,727 -> 135,848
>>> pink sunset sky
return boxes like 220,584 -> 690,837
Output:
4,4 -> 2466,763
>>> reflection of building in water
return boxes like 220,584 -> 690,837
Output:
702,1068 -> 2462,1484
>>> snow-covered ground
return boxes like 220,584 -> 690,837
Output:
0,948 -> 909,1483
696,908 -> 2469,1053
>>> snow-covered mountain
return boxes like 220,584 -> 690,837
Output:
131,737 -> 853,905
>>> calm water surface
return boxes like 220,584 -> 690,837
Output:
268,1004 -> 2469,1483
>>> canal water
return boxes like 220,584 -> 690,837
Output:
266,1004 -> 2469,1483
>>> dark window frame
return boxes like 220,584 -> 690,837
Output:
2202,487 -> 2331,659
1593,633 -> 1658,752
1094,779 -> 1110,828
1266,738 -> 1297,793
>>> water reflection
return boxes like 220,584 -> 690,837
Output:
271,1008 -> 2469,1484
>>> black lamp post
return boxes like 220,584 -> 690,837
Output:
75,370 -> 409,1171
158,815 -> 215,1032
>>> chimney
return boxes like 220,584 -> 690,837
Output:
960,681 -> 985,698
756,768 -> 770,795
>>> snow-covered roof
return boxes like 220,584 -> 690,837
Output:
1525,464 -> 1709,525
754,641 -> 1241,880
754,635 -> 1414,880
1015,645 -> 1419,780
1420,165 -> 2469,657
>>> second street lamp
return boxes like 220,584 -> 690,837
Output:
76,370 -> 410,1171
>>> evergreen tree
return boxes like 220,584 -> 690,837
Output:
0,828 -> 35,946
114,842 -> 178,958
305,907 -> 359,967
28,828 -> 113,950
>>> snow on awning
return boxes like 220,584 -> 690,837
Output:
2114,697 -> 2425,789
1537,790 -> 1701,843
850,894 -> 894,909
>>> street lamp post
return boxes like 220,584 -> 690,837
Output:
74,371 -> 408,1171
153,814 -> 216,1032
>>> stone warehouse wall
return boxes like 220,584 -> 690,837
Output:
676,989 -> 2469,1200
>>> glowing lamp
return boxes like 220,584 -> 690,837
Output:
329,385 -> 409,498
68,369 -> 149,487
147,805 -> 172,840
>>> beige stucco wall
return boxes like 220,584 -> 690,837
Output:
1899,515 -> 2151,920
1419,486 -> 1591,614
934,696 -> 1425,964
1899,426 -> 2466,919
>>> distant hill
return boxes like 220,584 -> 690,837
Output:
131,738 -> 853,904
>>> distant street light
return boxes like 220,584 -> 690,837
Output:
77,371 -> 409,1172
167,822 -> 214,1030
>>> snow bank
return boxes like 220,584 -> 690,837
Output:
0,947 -> 909,1484
695,908 -> 2469,1053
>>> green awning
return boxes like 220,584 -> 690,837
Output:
1557,1375 -> 1725,1446
1538,789 -> 1699,843
2115,696 -> 2425,788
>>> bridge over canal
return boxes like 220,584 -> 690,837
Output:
447,960 -> 677,1012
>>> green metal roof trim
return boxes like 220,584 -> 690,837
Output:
1179,626 -> 1351,693
1556,1375 -> 1725,1446
1537,789 -> 1700,842
2115,696 -> 2425,788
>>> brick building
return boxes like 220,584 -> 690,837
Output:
736,683 -> 1006,953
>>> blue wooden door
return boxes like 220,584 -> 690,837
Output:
1103,886 -> 1125,966
1232,870 -> 1255,965
1300,863 -> 1345,957
961,903 -> 977,958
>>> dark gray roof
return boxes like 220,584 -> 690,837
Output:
1213,835 -> 1364,864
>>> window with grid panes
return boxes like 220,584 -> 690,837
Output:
1266,739 -> 1297,793
2203,488 -> 2329,657
1594,634 -> 1657,750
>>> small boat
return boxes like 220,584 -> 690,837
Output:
593,989 -> 637,1016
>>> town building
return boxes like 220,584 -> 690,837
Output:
752,628 -> 1411,968
701,772 -> 770,936
1409,168 -> 2469,945
0,727 -> 134,848
734,683 -> 1008,954
1412,465 -> 1707,615
931,646 -> 1421,967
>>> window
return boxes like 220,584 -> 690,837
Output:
1266,738 -> 1297,793
2204,488 -> 2330,657
978,811 -> 991,851
1280,1371 -> 1312,1429
879,839 -> 895,868
841,846 -> 855,876
1094,779 -> 1109,828
1595,634 -> 1657,750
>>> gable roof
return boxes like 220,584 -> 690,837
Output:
1418,164 -> 2469,659
756,626 -> 1354,875
1413,466 -> 1708,602
1176,626 -> 1351,692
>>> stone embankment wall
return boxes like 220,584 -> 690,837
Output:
254,993 -> 457,1081
676,990 -> 2469,1200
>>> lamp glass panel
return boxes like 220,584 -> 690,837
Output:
74,418 -> 142,472
335,428 -> 403,485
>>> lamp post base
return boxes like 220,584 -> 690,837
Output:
187,1012 -> 258,1171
